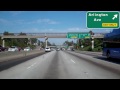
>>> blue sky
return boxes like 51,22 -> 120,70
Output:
0,11 -> 113,45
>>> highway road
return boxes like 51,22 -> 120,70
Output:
0,50 -> 120,79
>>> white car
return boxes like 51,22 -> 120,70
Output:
8,46 -> 18,52
24,47 -> 31,51
56,48 -> 60,51
45,47 -> 51,52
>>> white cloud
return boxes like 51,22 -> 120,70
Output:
0,18 -> 13,25
0,18 -> 9,23
20,28 -> 40,33
12,19 -> 59,25
14,20 -> 26,24
67,27 -> 91,32
35,19 -> 59,24
9,11 -> 24,16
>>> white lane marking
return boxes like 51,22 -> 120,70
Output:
71,59 -> 75,63
27,66 -> 32,69
32,63 -> 37,66
27,63 -> 37,69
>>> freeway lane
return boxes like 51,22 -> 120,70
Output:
0,51 -> 120,79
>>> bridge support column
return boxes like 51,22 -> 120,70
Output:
2,38 -> 5,47
91,40 -> 94,50
45,39 -> 48,48
28,38 -> 32,45
91,36 -> 94,50
45,36 -> 48,48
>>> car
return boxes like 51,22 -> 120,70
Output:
56,48 -> 60,51
24,47 -> 31,51
8,46 -> 19,52
0,45 -> 6,52
45,47 -> 51,52
71,48 -> 75,51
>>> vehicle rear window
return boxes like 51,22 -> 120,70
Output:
11,47 -> 15,48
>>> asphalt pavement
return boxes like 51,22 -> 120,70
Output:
0,50 -> 120,79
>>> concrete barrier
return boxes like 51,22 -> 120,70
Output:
0,50 -> 45,63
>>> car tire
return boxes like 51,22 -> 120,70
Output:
107,52 -> 111,60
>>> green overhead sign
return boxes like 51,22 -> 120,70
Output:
87,11 -> 120,29
79,33 -> 91,39
67,33 -> 79,39
67,33 -> 91,39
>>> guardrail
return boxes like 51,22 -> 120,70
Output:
0,50 -> 45,62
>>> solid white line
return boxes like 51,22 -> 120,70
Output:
71,59 -> 75,63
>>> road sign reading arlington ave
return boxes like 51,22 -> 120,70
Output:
87,11 -> 120,29
67,32 -> 91,39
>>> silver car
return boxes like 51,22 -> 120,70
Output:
8,46 -> 19,52
24,47 -> 31,51
45,47 -> 51,52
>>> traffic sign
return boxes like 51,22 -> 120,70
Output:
87,11 -> 120,29
67,33 -> 79,39
67,32 -> 91,39
79,33 -> 91,39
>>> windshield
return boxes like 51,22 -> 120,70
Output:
46,48 -> 50,49
0,11 -> 120,79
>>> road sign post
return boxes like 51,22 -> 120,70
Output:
87,11 -> 120,29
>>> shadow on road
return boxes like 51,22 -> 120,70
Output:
93,56 -> 120,65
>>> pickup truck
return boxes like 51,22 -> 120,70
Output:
0,45 -> 6,52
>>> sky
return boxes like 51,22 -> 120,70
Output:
0,11 -> 113,45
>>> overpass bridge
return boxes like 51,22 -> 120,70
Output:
0,32 -> 106,47
0,32 -> 106,39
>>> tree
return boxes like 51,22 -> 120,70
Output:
19,32 -> 26,35
51,43 -> 56,46
38,40 -> 40,46
89,30 -> 94,35
30,38 -> 37,44
63,40 -> 73,46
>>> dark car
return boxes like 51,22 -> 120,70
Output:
0,45 -> 6,52
71,48 -> 75,51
